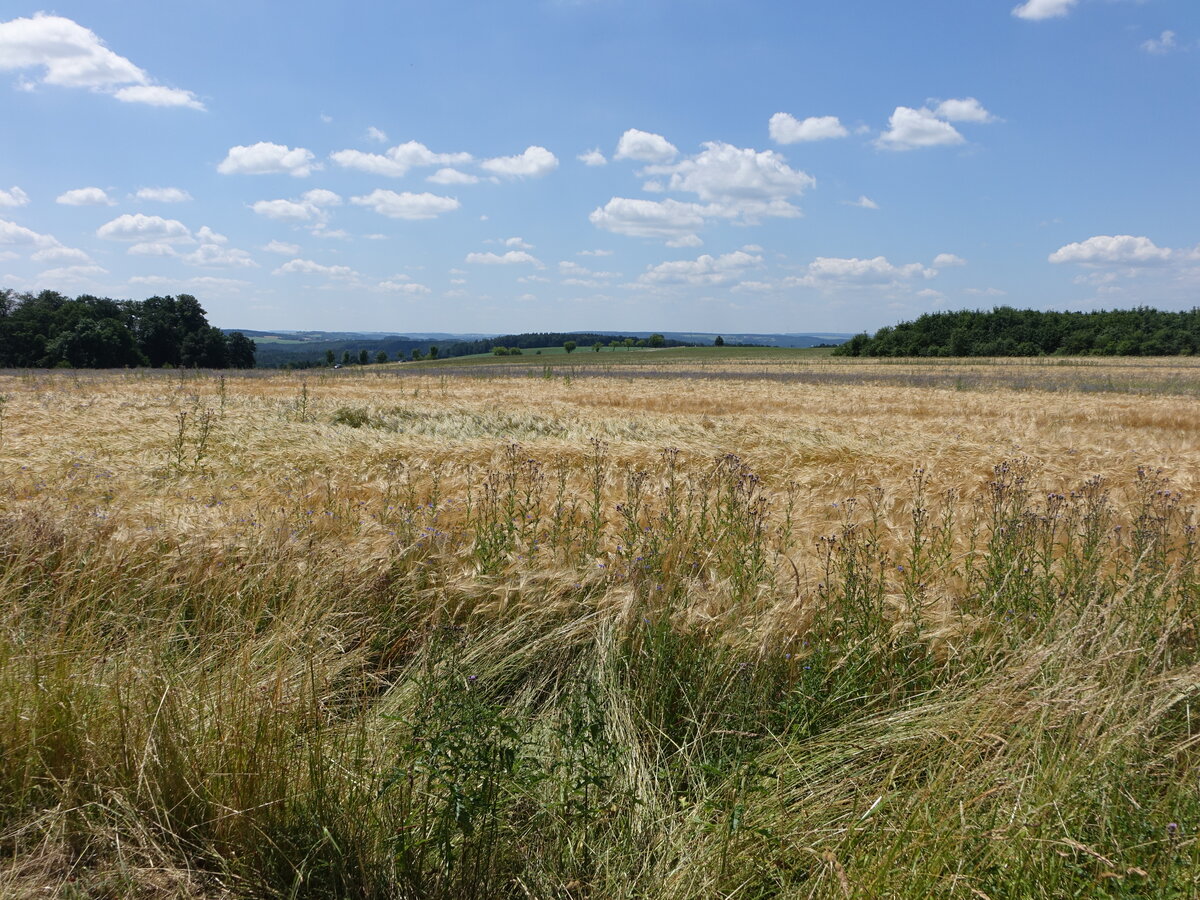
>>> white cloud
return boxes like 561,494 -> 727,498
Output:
615,129 -> 678,163
0,187 -> 29,208
589,197 -> 706,244
643,141 -> 816,222
0,13 -> 204,109
878,107 -> 965,150
768,113 -> 848,144
218,142 -> 318,177
128,241 -> 179,257
1049,234 -> 1175,265
129,275 -> 249,292
578,249 -> 613,257
251,199 -> 319,222
97,213 -> 190,242
788,255 -> 936,288
481,146 -> 559,177
465,250 -> 543,266
31,245 -> 90,263
136,187 -> 192,203
932,253 -> 967,268
847,195 -> 879,210
263,240 -> 300,255
331,141 -> 472,177
504,237 -> 534,249
0,218 -> 59,248
181,243 -> 257,269
427,168 -> 480,185
1141,31 -> 1178,54
273,258 -> 357,278
578,149 -> 607,166
1012,0 -> 1078,20
932,97 -> 995,123
638,250 -> 762,286
351,189 -> 460,220
38,264 -> 108,281
57,187 -> 115,206
668,234 -> 704,248
251,189 -> 342,222
366,126 -> 388,143
113,84 -> 203,109
377,280 -> 431,294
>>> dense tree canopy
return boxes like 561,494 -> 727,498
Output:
834,307 -> 1200,358
0,289 -> 254,369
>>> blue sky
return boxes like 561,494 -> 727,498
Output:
0,0 -> 1196,334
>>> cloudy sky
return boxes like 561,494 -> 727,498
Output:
0,1 -> 1196,334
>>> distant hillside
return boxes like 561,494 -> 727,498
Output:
239,331 -> 692,368
234,329 -> 850,366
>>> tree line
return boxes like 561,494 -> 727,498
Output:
834,306 -> 1200,358
0,289 -> 255,369
262,331 -> 692,368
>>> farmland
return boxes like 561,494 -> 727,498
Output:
1,354 -> 1198,898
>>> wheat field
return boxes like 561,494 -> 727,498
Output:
1,358 -> 1197,898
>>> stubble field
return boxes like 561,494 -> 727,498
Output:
1,354 -> 1198,898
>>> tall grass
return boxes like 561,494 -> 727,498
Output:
0,371 -> 1197,897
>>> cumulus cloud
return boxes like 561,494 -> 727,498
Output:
465,250 -> 543,266
136,187 -> 192,203
480,146 -> 559,177
218,142 -> 318,177
615,129 -> 678,163
638,250 -> 762,286
351,189 -> 460,220
847,196 -> 880,210
32,246 -> 91,263
113,84 -> 203,109
0,218 -> 61,248
787,255 -> 936,288
56,187 -> 115,206
578,149 -> 607,166
96,213 -> 190,242
589,197 -> 707,245
503,237 -> 533,249
366,126 -> 388,143
1012,0 -> 1078,20
38,264 -> 108,282
878,107 -> 965,150
0,13 -> 204,108
1141,31 -> 1178,54
1049,235 -> 1176,265
273,258 -> 356,278
426,168 -> 480,185
932,253 -> 967,268
331,141 -> 473,178
642,141 -> 816,223
250,189 -> 342,224
932,97 -> 995,123
0,187 -> 29,208
768,113 -> 848,144
377,280 -> 431,294
263,240 -> 300,255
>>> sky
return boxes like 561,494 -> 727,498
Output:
0,1 -> 1197,335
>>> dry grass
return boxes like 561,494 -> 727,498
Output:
1,361 -> 1198,898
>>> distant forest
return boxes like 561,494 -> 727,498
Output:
835,307 -> 1200,358
259,332 -> 693,368
0,289 -> 256,369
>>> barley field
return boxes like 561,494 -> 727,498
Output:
1,356 -> 1198,898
